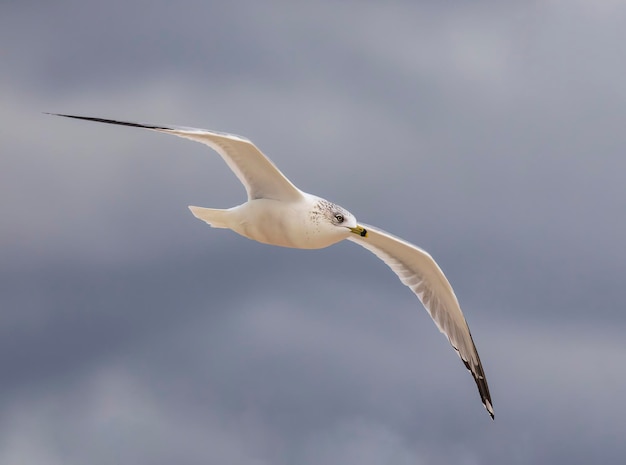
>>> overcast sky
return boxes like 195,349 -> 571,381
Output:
2,1 -> 625,463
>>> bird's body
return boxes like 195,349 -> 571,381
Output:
191,194 -> 357,249
50,113 -> 494,419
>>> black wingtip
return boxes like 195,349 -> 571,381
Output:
45,113 -> 170,131
460,348 -> 494,420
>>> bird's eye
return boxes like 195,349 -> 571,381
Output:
335,214 -> 344,223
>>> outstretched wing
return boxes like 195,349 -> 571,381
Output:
48,114 -> 304,202
349,223 -> 494,419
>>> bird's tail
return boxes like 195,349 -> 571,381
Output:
188,206 -> 231,229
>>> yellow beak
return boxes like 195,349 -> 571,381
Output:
349,225 -> 368,237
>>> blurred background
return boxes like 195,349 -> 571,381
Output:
2,1 -> 625,463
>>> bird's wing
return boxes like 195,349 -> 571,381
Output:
348,223 -> 494,419
48,114 -> 304,202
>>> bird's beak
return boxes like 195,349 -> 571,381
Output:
349,225 -> 368,237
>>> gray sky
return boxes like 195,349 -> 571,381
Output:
2,1 -> 625,463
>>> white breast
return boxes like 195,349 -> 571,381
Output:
229,197 -> 347,249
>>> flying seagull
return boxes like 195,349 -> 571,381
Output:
49,113 -> 494,419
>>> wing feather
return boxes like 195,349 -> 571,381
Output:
349,223 -> 494,418
47,114 -> 303,202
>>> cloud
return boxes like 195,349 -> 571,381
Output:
2,0 -> 626,463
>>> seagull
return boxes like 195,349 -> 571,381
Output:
49,113 -> 494,419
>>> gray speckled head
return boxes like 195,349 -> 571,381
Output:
309,198 -> 357,229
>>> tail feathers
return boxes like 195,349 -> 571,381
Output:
188,206 -> 231,229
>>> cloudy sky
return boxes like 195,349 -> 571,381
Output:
2,1 -> 625,463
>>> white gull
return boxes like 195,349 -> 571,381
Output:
50,113 -> 494,419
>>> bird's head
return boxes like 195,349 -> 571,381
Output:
310,197 -> 367,241
328,206 -> 367,237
